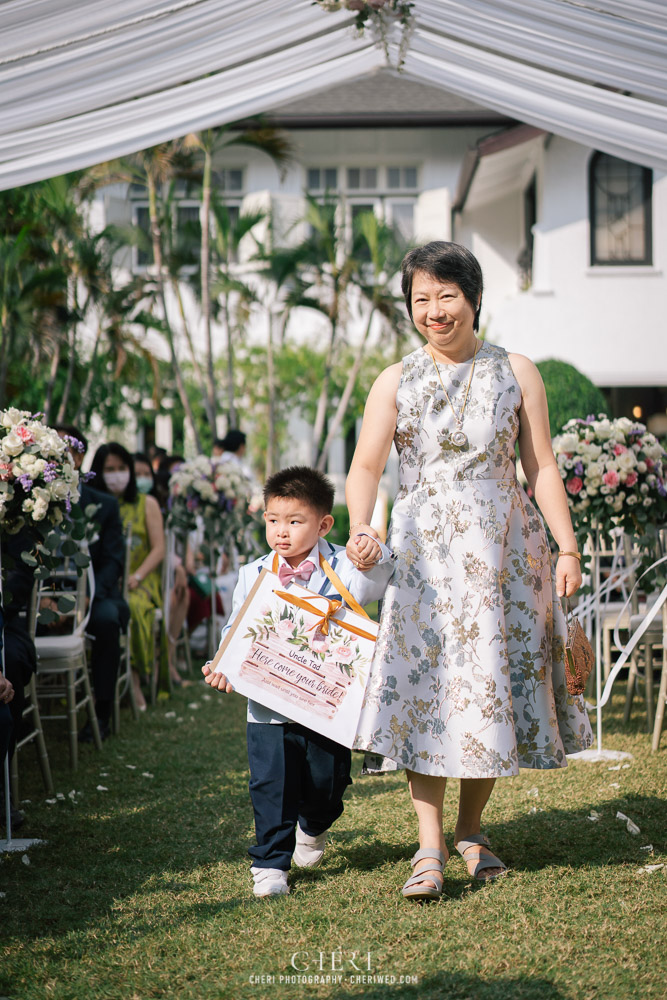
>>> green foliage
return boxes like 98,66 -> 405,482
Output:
537,359 -> 610,438
329,503 -> 351,547
233,343 -> 388,476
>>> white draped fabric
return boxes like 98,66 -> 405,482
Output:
0,0 -> 665,191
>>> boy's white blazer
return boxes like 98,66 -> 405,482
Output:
220,536 -> 394,725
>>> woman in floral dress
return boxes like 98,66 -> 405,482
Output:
347,242 -> 592,900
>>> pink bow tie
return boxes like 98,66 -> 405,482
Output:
278,559 -> 316,587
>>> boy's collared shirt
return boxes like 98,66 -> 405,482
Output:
219,536 -> 393,725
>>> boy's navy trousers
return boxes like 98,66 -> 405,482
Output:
246,721 -> 352,871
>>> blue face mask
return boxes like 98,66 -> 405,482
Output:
136,476 -> 153,495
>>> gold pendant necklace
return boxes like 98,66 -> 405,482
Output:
429,340 -> 479,448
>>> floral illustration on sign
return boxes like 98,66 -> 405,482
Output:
244,604 -> 369,682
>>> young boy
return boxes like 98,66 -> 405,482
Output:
203,466 -> 393,897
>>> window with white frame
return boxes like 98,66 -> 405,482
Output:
387,166 -> 417,190
305,165 -> 419,244
307,167 -> 339,192
213,167 -> 244,193
589,153 -> 652,265
132,203 -> 152,268
346,167 -> 378,191
128,169 -> 245,272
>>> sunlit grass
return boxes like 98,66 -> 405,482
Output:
2,679 -> 665,1000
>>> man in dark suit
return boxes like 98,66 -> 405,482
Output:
57,427 -> 130,741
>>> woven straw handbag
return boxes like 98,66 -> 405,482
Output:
563,598 -> 594,696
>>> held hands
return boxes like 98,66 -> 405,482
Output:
346,525 -> 382,572
201,660 -> 234,694
556,554 -> 582,598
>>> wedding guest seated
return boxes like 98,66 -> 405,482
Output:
154,454 -> 184,516
0,529 -> 37,823
184,542 -> 224,641
57,426 -> 129,742
135,452 -> 190,685
214,429 -> 248,471
0,671 -> 16,829
90,443 -> 165,711
149,445 -> 167,474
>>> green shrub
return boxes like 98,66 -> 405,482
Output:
536,358 -> 610,437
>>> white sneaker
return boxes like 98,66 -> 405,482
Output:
292,825 -> 327,868
251,866 -> 289,898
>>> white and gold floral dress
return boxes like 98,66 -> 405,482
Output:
354,342 -> 592,777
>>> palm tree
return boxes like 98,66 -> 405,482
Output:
251,221 -> 316,477
91,143 -> 204,451
208,197 -> 266,427
315,210 -> 410,470
284,194 -> 362,466
184,123 -> 292,438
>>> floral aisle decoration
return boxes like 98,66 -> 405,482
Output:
552,414 -> 667,583
167,456 -> 262,561
0,409 -> 93,607
314,1 -> 415,69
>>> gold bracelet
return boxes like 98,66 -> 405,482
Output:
348,522 -> 370,537
558,551 -> 581,561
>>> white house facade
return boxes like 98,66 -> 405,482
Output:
94,69 -> 667,463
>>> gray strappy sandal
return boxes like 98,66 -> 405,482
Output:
455,834 -> 507,881
401,848 -> 446,901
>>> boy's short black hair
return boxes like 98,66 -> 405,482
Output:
263,466 -> 335,516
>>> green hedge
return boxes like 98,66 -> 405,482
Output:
536,359 -> 610,438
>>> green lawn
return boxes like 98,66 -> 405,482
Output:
2,680 -> 665,1000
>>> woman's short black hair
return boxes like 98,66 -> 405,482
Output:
400,241 -> 484,331
89,442 -> 138,503
263,466 -> 335,516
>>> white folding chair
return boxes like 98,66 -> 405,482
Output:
112,527 -> 139,733
9,581 -> 54,805
622,528 -> 667,734
165,529 -> 193,677
34,552 -> 100,770
149,541 -> 168,706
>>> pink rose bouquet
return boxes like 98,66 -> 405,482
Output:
552,414 -> 667,579
0,408 -> 92,578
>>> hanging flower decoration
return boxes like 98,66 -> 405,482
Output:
0,407 -> 92,579
552,414 -> 667,581
168,456 -> 262,559
314,1 -> 415,69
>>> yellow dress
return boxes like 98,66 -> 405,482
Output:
120,493 -> 162,680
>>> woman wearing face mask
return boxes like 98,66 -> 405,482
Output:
133,453 -> 157,497
90,443 -> 165,711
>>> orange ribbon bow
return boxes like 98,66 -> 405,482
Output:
273,590 -> 376,643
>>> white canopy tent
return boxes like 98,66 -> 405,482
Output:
0,0 -> 665,191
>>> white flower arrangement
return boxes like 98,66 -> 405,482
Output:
552,414 -> 667,578
314,0 -> 414,68
168,455 -> 261,558
0,409 -> 81,534
0,408 -> 92,582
